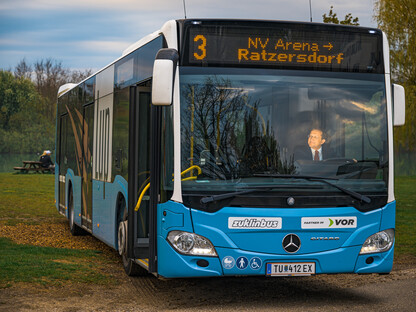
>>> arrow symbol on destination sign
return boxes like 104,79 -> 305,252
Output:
323,43 -> 333,50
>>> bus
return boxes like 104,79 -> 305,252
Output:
55,19 -> 406,278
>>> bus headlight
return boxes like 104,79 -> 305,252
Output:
360,229 -> 394,254
167,231 -> 218,257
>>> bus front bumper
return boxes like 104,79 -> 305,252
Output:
157,236 -> 394,278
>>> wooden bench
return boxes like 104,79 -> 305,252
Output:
13,161 -> 52,174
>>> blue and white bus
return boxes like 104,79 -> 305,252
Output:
55,19 -> 406,277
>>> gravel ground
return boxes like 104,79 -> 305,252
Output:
1,262 -> 415,312
1,221 -> 415,312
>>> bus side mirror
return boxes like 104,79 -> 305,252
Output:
152,49 -> 179,106
393,84 -> 405,126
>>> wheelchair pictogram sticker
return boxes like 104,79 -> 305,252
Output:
249,257 -> 262,270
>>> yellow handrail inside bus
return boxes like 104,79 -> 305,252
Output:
135,183 -> 150,211
134,165 -> 202,212
181,176 -> 197,182
180,165 -> 202,177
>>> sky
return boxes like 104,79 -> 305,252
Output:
0,0 -> 378,73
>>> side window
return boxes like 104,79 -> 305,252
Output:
85,77 -> 95,104
94,95 -> 113,182
136,36 -> 163,82
113,88 -> 130,178
115,56 -> 135,90
114,36 -> 164,90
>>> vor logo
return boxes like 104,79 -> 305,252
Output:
302,217 -> 357,229
328,217 -> 356,227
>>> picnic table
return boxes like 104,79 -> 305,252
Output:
13,161 -> 51,173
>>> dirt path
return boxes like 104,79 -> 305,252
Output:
1,221 -> 415,311
1,259 -> 415,311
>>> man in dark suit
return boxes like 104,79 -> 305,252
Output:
294,128 -> 331,161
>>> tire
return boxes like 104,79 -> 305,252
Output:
68,187 -> 84,236
118,202 -> 147,276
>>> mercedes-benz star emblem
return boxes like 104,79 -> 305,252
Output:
282,234 -> 301,253
287,197 -> 295,206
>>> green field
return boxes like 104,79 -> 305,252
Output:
0,173 -> 118,288
394,176 -> 416,256
0,237 -> 108,287
0,173 -> 59,225
0,172 -> 415,287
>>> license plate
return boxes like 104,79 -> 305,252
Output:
266,262 -> 315,276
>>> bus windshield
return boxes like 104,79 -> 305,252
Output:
179,67 -> 388,203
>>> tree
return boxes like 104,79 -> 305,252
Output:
14,58 -> 32,80
30,58 -> 92,123
0,71 -> 39,131
0,59 -> 93,154
70,69 -> 93,83
374,0 -> 416,153
322,6 -> 360,26
375,1 -> 415,85
0,70 -> 53,153
34,58 -> 68,122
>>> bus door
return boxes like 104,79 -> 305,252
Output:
128,85 -> 152,265
81,104 -> 94,231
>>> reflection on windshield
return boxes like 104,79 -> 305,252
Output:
179,68 -> 388,193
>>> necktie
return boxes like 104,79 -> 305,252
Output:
314,150 -> 319,161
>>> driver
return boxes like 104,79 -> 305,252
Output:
295,128 -> 329,161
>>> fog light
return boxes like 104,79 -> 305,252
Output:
167,231 -> 218,257
197,259 -> 209,267
360,229 -> 394,254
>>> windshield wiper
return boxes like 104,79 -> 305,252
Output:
200,184 -> 308,204
200,183 -> 324,205
254,174 -> 371,203
200,174 -> 371,205
200,189 -> 263,204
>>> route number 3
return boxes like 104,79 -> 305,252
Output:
194,35 -> 207,60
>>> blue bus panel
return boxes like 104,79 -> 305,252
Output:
157,200 -> 395,278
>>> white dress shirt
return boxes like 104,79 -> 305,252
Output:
310,147 -> 323,161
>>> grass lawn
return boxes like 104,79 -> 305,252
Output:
394,176 -> 416,257
0,173 -> 59,225
0,237 -> 108,288
0,173 -> 119,288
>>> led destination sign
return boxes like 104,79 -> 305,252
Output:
185,24 -> 383,73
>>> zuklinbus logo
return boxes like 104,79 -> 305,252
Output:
228,217 -> 282,229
